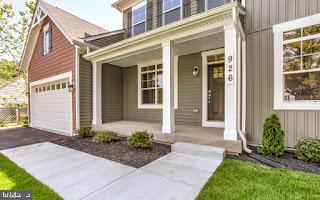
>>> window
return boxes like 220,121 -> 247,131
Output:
47,86 -> 50,91
51,85 -> 55,90
42,86 -> 46,92
163,0 -> 181,25
56,83 -> 61,90
61,82 -> 67,89
197,0 -> 231,13
43,23 -> 51,55
132,1 -> 146,36
35,88 -> 38,93
273,14 -> 320,110
39,87 -> 42,92
163,0 -> 180,12
138,63 -> 163,108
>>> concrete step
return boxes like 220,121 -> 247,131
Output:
171,142 -> 226,160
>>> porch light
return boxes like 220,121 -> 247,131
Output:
192,66 -> 199,77
68,83 -> 74,92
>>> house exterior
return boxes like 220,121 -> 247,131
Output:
21,0 -> 320,151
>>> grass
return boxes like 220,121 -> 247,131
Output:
197,159 -> 320,200
0,154 -> 62,200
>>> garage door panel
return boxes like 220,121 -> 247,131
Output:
32,82 -> 72,135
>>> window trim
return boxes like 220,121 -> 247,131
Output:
132,0 -> 147,35
273,13 -> 320,110
43,23 -> 50,55
137,59 -> 178,109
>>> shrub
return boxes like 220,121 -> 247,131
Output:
77,127 -> 92,138
20,116 -> 29,127
259,114 -> 285,156
127,131 -> 154,149
295,137 -> 320,162
93,131 -> 120,143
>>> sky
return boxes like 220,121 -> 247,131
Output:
4,0 -> 123,31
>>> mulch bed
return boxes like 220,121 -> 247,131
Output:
227,146 -> 320,175
52,136 -> 171,168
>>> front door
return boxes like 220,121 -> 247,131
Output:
208,64 -> 225,121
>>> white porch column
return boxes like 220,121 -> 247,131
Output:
92,61 -> 102,127
224,25 -> 239,141
162,40 -> 175,134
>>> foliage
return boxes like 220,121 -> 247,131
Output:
295,137 -> 320,163
0,60 -> 19,81
0,154 -> 62,199
20,116 -> 28,127
77,127 -> 92,138
0,0 -> 36,62
127,131 -> 154,149
197,159 -> 320,200
259,114 -> 285,156
93,131 -> 120,143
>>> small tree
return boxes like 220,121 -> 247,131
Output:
259,114 -> 285,156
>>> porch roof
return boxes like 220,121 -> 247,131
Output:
83,2 -> 243,64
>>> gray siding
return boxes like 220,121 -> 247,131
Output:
122,53 -> 203,125
79,55 -> 92,127
123,66 -> 162,122
175,53 -> 202,125
102,64 -> 124,122
246,0 -> 320,148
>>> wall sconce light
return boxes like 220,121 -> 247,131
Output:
192,66 -> 199,77
68,83 -> 74,92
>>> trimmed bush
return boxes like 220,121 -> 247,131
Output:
93,131 -> 120,143
295,137 -> 320,162
77,127 -> 92,138
259,114 -> 285,156
128,131 -> 154,149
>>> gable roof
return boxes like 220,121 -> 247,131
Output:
20,0 -> 107,72
41,1 -> 107,42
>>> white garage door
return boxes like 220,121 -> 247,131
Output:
31,79 -> 72,135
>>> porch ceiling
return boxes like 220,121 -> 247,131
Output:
84,2 -> 239,64
108,31 -> 224,67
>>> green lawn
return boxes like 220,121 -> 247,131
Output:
0,154 -> 62,200
197,159 -> 320,200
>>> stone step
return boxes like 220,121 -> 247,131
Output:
171,142 -> 226,160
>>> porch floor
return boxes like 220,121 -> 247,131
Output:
94,121 -> 242,153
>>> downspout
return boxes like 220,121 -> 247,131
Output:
233,7 -> 252,153
238,39 -> 252,154
75,46 -> 80,132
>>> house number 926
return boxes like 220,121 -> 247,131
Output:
227,55 -> 235,85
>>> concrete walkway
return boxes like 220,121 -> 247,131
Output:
1,142 -> 224,200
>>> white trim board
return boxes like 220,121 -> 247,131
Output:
30,71 -> 72,87
201,48 -> 225,128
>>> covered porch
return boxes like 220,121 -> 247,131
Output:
83,2 -> 246,153
96,121 -> 242,153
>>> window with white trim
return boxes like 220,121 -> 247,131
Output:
132,1 -> 146,36
139,64 -> 163,108
273,14 -> 320,110
163,0 -> 181,25
163,0 -> 180,12
43,23 -> 51,55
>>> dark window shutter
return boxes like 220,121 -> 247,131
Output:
147,2 -> 153,31
41,31 -> 44,55
197,0 -> 205,13
48,26 -> 52,52
127,10 -> 132,38
156,0 -> 162,27
182,0 -> 191,18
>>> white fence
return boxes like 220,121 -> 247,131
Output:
0,106 -> 28,123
